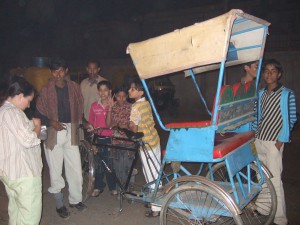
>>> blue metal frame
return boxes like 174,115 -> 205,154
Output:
132,19 -> 270,215
189,69 -> 212,116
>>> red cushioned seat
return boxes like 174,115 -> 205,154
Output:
213,131 -> 255,158
166,120 -> 211,128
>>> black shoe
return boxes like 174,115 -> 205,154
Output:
56,206 -> 70,219
251,210 -> 263,216
69,202 -> 87,211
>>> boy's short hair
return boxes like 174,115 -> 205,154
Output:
263,59 -> 283,73
131,79 -> 144,91
113,85 -> 128,95
243,60 -> 258,71
97,80 -> 112,90
86,60 -> 100,67
131,79 -> 145,97
49,57 -> 68,71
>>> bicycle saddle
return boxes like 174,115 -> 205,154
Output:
117,127 -> 144,140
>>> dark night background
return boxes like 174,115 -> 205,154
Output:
1,3 -> 300,223
0,0 -> 300,73
0,0 -> 218,68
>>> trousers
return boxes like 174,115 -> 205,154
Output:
0,176 -> 42,225
255,139 -> 287,225
44,123 -> 83,205
140,144 -> 161,212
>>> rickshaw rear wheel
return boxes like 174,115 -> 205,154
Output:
160,183 -> 243,225
206,162 -> 277,225
79,140 -> 95,202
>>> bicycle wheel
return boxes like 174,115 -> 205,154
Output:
206,162 -> 277,225
79,140 -> 95,202
160,183 -> 243,225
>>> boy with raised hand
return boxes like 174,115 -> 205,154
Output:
88,80 -> 117,196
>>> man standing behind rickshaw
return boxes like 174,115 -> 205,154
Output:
80,60 -> 107,122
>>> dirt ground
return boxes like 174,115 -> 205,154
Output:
1,126 -> 300,225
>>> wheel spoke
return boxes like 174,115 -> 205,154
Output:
161,184 -> 241,225
206,162 -> 277,225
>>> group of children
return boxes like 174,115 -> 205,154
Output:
86,76 -> 161,217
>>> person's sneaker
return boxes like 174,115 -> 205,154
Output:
69,202 -> 87,211
56,206 -> 70,219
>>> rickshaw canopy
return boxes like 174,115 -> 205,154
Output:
126,9 -> 270,79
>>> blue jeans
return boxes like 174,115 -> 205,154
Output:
94,137 -> 116,191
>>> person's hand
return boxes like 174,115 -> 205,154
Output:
118,122 -> 129,129
107,95 -> 115,111
91,145 -> 98,155
32,118 -> 41,128
275,141 -> 283,151
50,120 -> 66,131
87,124 -> 94,132
32,117 -> 41,136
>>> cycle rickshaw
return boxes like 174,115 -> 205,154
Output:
81,9 -> 276,225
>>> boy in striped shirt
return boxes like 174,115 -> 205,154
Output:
128,79 -> 161,217
254,59 -> 297,225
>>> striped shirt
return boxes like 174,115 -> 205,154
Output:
130,98 -> 160,150
0,101 -> 42,180
255,86 -> 283,141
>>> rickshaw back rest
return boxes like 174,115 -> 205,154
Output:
166,81 -> 256,130
165,82 -> 256,160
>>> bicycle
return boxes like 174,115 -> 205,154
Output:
79,125 -> 161,211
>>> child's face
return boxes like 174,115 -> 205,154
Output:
128,83 -> 143,100
263,64 -> 281,85
246,61 -> 258,79
87,63 -> 100,77
98,85 -> 111,101
115,91 -> 127,105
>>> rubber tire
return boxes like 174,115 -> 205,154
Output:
206,162 -> 277,225
160,183 -> 243,225
79,141 -> 95,202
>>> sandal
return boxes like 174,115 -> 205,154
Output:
91,189 -> 103,197
145,210 -> 160,217
144,203 -> 151,208
111,190 -> 118,196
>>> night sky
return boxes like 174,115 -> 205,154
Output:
0,0 -> 218,68
0,0 -> 299,71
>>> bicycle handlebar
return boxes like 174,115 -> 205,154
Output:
79,124 -> 144,141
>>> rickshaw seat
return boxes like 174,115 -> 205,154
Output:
213,131 -> 255,158
166,121 -> 211,128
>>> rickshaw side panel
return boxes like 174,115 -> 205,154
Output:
225,140 -> 257,176
164,126 -> 216,162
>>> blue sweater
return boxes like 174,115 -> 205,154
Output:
253,86 -> 297,143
